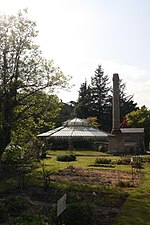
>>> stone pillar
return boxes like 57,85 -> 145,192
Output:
108,73 -> 125,154
111,73 -> 121,134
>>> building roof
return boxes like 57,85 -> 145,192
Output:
121,128 -> 144,133
37,126 -> 64,137
37,118 -> 109,141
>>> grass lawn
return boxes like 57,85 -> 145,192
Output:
113,163 -> 150,225
44,150 -> 131,172
47,149 -> 110,157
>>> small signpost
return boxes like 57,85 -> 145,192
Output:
57,193 -> 67,218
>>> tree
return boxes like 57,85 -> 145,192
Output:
0,10 -> 70,164
90,65 -> 111,130
119,79 -> 138,121
75,65 -> 137,132
109,79 -> 138,130
125,106 -> 150,148
74,80 -> 92,118
11,91 -> 62,147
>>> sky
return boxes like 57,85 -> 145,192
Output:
0,0 -> 150,108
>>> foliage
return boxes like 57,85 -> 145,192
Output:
1,142 -> 38,189
116,157 -> 131,165
85,116 -> 99,128
59,102 -> 75,124
0,9 -> 70,161
74,65 -> 137,132
41,162 -> 52,190
9,213 -> 47,225
116,180 -> 134,187
97,145 -> 107,152
63,202 -> 95,225
74,80 -> 92,119
125,106 -> 150,148
12,92 -> 62,147
119,79 -> 138,121
5,195 -> 31,216
95,157 -> 111,164
57,154 -> 76,162
2,143 -> 22,163
90,65 -> 111,130
0,201 -> 8,224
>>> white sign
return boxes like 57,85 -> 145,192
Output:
57,193 -> 67,217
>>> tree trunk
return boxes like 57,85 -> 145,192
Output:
0,125 -> 11,175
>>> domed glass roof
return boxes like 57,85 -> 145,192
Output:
65,118 -> 90,127
38,117 -> 109,141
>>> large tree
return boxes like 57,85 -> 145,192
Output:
119,79 -> 138,121
0,10 -> 70,163
73,66 -> 138,132
75,65 -> 111,130
12,92 -> 62,147
74,80 -> 92,118
125,106 -> 150,148
90,65 -> 111,130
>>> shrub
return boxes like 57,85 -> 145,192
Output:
116,157 -> 131,165
95,158 -> 111,165
2,143 -> 23,163
116,180 -> 134,187
63,202 -> 95,225
5,195 -> 31,216
97,145 -> 106,152
0,201 -> 8,223
57,154 -> 76,162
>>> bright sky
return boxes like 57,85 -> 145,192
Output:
0,0 -> 150,108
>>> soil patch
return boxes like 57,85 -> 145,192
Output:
50,166 -> 141,186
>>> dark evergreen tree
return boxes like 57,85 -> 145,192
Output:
74,65 -> 137,133
119,79 -> 138,123
90,65 -> 111,130
74,80 -> 92,118
59,102 -> 75,124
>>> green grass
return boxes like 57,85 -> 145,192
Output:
41,152 -> 131,172
47,149 -> 110,157
41,156 -> 96,171
113,163 -> 150,225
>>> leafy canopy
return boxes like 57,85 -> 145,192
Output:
0,9 -> 71,159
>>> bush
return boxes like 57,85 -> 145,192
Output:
5,195 -> 31,216
0,201 -> 8,223
97,145 -> 106,152
116,157 -> 131,165
95,158 -> 111,165
116,180 -> 134,187
63,202 -> 95,225
57,155 -> 76,162
11,213 -> 48,225
2,143 -> 22,163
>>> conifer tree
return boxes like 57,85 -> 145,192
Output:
90,65 -> 111,130
74,80 -> 92,118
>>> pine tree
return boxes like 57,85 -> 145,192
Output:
74,80 -> 92,118
90,65 -> 111,130
119,79 -> 138,123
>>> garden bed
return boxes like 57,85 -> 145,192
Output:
50,166 -> 142,186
